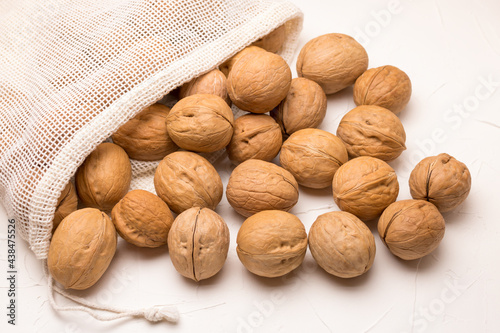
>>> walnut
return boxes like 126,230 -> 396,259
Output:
76,142 -> 131,211
251,24 -> 287,53
179,69 -> 231,105
111,103 -> 178,161
409,153 -> 471,212
296,33 -> 368,94
226,114 -> 282,165
53,182 -> 78,232
336,105 -> 406,161
332,156 -> 399,221
219,46 -> 265,77
353,65 -> 412,115
154,151 -> 222,214
227,50 -> 292,113
236,210 -> 307,278
166,94 -> 234,153
271,78 -> 327,138
378,200 -> 445,260
168,207 -> 230,281
280,128 -> 348,189
111,190 -> 174,248
48,208 -> 117,290
308,211 -> 375,278
226,159 -> 299,217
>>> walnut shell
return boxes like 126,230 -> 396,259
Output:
227,50 -> 292,113
226,159 -> 299,217
336,105 -> 406,161
353,65 -> 412,115
179,69 -> 231,105
236,210 -> 307,278
378,200 -> 445,260
309,211 -> 375,278
251,24 -> 286,53
168,207 -> 230,281
296,33 -> 368,94
76,142 -> 132,211
219,46 -> 265,77
166,94 -> 234,153
332,156 -> 399,221
154,151 -> 223,214
409,154 -> 471,213
48,208 -> 117,290
226,114 -> 282,165
111,103 -> 178,161
271,78 -> 327,138
111,190 -> 174,248
280,129 -> 348,189
53,182 -> 78,232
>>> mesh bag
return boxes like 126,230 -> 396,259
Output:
0,0 -> 303,263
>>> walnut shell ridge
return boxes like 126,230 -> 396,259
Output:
179,69 -> 231,105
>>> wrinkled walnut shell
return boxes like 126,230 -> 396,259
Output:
251,24 -> 286,53
219,46 -> 265,77
237,210 -> 307,278
296,33 -> 368,94
168,207 -> 230,281
353,65 -> 412,115
226,159 -> 299,217
378,200 -> 445,260
111,103 -> 178,161
226,114 -> 282,165
271,78 -> 327,138
53,182 -> 78,232
336,105 -> 406,161
280,129 -> 348,189
111,190 -> 174,248
179,69 -> 231,105
76,142 -> 132,211
227,50 -> 291,113
409,153 -> 471,213
167,94 -> 234,153
48,208 -> 117,290
154,151 -> 223,214
332,156 -> 399,221
309,211 -> 375,278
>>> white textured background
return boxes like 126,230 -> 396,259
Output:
1,0 -> 500,332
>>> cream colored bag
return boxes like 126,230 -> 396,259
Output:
0,0 -> 302,322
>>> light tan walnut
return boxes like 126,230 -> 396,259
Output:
236,210 -> 307,278
111,190 -> 174,248
280,129 -> 348,189
226,159 -> 299,217
179,69 -> 231,105
219,46 -> 265,77
251,24 -> 287,53
296,33 -> 368,94
378,200 -> 445,260
154,151 -> 222,214
53,182 -> 78,232
48,208 -> 117,290
309,211 -> 375,278
168,207 -> 230,281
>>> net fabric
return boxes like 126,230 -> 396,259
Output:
0,0 -> 303,259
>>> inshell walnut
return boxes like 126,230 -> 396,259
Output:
111,190 -> 174,248
308,211 -> 375,278
271,78 -> 327,138
226,159 -> 299,217
296,33 -> 368,94
76,142 -> 132,211
353,65 -> 412,115
53,182 -> 78,232
219,46 -> 266,78
378,200 -> 445,260
179,69 -> 231,105
332,156 -> 399,221
409,153 -> 471,213
236,210 -> 307,278
111,103 -> 178,161
167,94 -> 234,153
227,50 -> 292,113
251,24 -> 287,53
154,151 -> 223,214
336,105 -> 406,161
48,208 -> 117,290
280,128 -> 348,189
168,207 -> 230,282
226,114 -> 282,165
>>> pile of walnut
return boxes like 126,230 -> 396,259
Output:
48,28 -> 472,290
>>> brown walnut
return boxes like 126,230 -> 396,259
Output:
179,69 -> 231,105
53,182 -> 78,232
251,24 -> 287,53
219,46 -> 265,77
